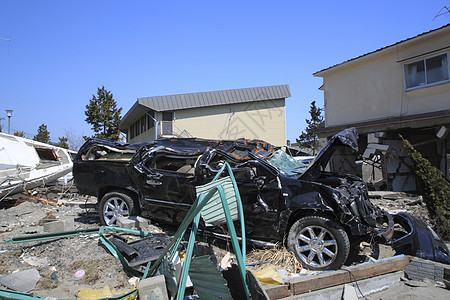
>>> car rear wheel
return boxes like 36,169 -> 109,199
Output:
99,191 -> 136,226
287,216 -> 350,270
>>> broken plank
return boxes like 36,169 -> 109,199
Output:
264,284 -> 291,299
287,255 -> 410,297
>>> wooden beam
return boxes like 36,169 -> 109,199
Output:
265,255 -> 411,299
264,284 -> 291,299
290,255 -> 410,296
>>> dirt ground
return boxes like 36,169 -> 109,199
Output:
0,183 -> 233,299
0,193 -> 133,298
0,183 -> 449,299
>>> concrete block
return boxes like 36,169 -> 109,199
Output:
116,218 -> 135,229
43,219 -> 74,233
138,275 -> 168,300
405,257 -> 448,283
117,216 -> 150,230
367,133 -> 380,144
342,284 -> 358,300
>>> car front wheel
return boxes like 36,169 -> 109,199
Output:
99,191 -> 136,226
287,216 -> 350,270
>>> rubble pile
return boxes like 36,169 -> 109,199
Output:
0,183 -> 133,298
369,191 -> 431,224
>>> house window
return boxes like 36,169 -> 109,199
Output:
141,116 -> 146,133
147,111 -> 155,129
130,124 -> 135,139
404,53 -> 449,90
135,119 -> 140,137
162,112 -> 174,135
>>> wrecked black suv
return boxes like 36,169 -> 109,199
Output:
73,128 -> 448,270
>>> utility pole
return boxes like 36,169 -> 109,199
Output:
2,36 -> 12,134
5,110 -> 13,134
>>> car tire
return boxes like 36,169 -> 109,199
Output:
287,215 -> 350,270
99,191 -> 137,226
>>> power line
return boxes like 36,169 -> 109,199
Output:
433,5 -> 450,20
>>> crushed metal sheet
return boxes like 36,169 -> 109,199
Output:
189,255 -> 233,300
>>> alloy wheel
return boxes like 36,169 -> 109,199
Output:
102,196 -> 130,225
295,225 -> 338,268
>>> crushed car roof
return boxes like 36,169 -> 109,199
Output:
89,137 -> 278,161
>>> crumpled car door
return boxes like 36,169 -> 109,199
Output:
195,148 -> 283,241
133,150 -> 198,224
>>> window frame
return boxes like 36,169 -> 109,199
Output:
136,119 -> 141,137
130,124 -> 135,139
148,153 -> 198,174
403,52 -> 450,91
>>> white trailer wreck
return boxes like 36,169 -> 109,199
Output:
0,132 -> 73,199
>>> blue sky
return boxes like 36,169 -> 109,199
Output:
1,0 -> 449,146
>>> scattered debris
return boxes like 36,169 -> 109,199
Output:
247,245 -> 301,274
72,268 -> 86,281
253,265 -> 283,285
0,268 -> 40,293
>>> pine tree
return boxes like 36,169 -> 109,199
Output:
14,131 -> 26,138
296,101 -> 324,155
85,86 -> 122,141
33,124 -> 51,143
57,136 -> 69,149
401,136 -> 450,240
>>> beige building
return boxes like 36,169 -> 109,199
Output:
314,24 -> 450,191
120,85 -> 290,147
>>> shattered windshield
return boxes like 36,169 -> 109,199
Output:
266,149 -> 308,176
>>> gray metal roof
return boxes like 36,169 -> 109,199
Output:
137,84 -> 290,112
120,84 -> 290,129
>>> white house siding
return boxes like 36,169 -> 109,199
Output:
318,27 -> 450,128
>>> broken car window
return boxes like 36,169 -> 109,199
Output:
152,154 -> 199,174
81,145 -> 136,161
266,150 -> 308,176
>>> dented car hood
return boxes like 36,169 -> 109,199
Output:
301,127 -> 359,181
